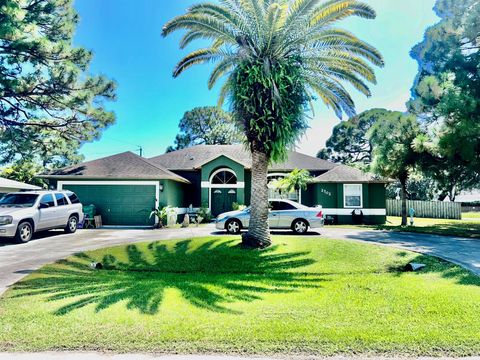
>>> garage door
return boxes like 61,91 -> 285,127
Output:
63,184 -> 156,226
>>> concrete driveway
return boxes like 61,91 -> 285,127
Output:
1,225 -> 479,295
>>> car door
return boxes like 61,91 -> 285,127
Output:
268,201 -> 280,228
37,194 -> 57,230
54,193 -> 69,226
276,201 -> 299,228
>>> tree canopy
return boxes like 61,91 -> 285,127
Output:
408,0 -> 480,195
0,0 -> 116,166
166,106 -> 242,152
369,112 -> 424,225
317,108 -> 391,168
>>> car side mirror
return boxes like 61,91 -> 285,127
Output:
39,203 -> 49,209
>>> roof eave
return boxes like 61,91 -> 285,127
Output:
38,175 -> 191,184
312,179 -> 391,184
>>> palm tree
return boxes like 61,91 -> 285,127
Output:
280,169 -> 314,194
163,0 -> 383,248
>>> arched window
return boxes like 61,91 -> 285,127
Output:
210,169 -> 237,185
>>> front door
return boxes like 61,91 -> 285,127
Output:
211,188 -> 236,217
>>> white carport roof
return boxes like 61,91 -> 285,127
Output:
0,177 -> 41,193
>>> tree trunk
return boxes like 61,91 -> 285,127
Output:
400,177 -> 408,226
242,147 -> 272,249
449,184 -> 457,202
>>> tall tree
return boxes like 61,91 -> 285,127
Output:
0,161 -> 46,188
166,106 -> 243,152
163,0 -> 382,248
408,0 -> 480,193
369,112 -> 424,226
0,0 -> 116,166
317,108 -> 391,168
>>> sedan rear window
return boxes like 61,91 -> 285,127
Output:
270,201 -> 297,211
0,194 -> 39,207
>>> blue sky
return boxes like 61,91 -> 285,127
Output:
74,0 -> 439,160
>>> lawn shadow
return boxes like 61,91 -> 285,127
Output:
12,239 -> 324,316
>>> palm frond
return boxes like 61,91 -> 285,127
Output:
311,38 -> 384,67
173,48 -> 223,78
179,31 -> 205,49
265,3 -> 287,53
305,72 -> 357,117
283,0 -> 323,30
217,77 -> 233,106
208,58 -> 236,89
304,51 -> 377,82
162,13 -> 237,44
310,0 -> 376,27
189,3 -> 249,34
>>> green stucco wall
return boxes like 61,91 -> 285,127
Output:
308,182 -> 386,225
160,179 -> 186,208
200,156 -> 246,207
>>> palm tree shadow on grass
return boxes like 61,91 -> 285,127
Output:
12,239 -> 325,315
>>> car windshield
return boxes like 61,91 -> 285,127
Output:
0,194 -> 39,207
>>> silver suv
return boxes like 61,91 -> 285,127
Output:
0,191 -> 84,243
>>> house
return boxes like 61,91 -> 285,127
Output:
41,145 -> 388,226
0,177 -> 41,197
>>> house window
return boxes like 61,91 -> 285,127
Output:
344,184 -> 363,208
211,169 -> 237,185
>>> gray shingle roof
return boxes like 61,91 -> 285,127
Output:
312,165 -> 387,183
149,145 -> 337,171
0,177 -> 41,191
41,152 -> 190,183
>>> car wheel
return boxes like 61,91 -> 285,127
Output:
65,215 -> 78,234
15,222 -> 33,243
292,219 -> 308,234
226,219 -> 241,234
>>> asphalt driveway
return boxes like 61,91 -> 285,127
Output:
0,225 -> 479,295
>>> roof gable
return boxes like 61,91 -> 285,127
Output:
149,145 -> 337,171
313,165 -> 387,183
41,152 -> 190,183
149,145 -> 251,170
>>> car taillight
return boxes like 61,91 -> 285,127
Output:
316,211 -> 323,218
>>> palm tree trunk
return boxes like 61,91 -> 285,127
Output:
242,147 -> 272,248
400,177 -> 408,226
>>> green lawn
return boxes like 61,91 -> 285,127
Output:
378,216 -> 480,238
464,212 -> 480,220
1,237 -> 479,356
332,216 -> 480,238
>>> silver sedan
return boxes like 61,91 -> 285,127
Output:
215,199 -> 324,234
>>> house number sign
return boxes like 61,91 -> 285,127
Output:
321,189 -> 332,197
